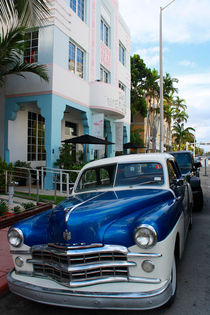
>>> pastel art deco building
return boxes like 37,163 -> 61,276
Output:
0,0 -> 131,176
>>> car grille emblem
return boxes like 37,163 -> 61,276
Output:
63,229 -> 71,241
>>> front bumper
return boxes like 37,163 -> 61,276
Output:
7,269 -> 173,310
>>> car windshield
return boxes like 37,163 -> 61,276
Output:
75,162 -> 164,193
115,162 -> 164,187
172,153 -> 192,174
75,164 -> 117,192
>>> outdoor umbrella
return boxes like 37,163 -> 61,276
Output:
62,134 -> 114,161
62,134 -> 114,145
123,142 -> 145,149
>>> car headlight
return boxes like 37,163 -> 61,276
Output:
8,228 -> 24,247
134,224 -> 157,249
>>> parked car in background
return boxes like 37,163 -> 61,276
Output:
7,153 -> 193,310
169,151 -> 203,210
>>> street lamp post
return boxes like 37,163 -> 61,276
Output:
159,0 -> 175,153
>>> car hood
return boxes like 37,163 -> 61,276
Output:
48,189 -> 173,246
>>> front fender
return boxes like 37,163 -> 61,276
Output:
103,196 -> 181,247
11,209 -> 53,246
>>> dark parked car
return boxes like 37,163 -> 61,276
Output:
169,151 -> 203,210
7,153 -> 193,310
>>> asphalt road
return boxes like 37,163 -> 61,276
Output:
0,168 -> 210,315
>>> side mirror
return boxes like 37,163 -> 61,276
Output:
194,162 -> 201,169
174,178 -> 184,186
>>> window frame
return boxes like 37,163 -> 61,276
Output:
69,40 -> 85,78
119,41 -> 125,65
24,30 -> 39,64
101,18 -> 110,47
70,0 -> 85,21
27,112 -> 46,162
119,81 -> 126,91
100,66 -> 110,83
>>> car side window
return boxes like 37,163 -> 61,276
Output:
168,160 -> 178,186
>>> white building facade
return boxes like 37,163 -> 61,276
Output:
0,0 -> 130,185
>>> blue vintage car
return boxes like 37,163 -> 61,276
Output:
7,153 -> 193,310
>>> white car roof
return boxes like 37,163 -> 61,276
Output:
82,153 -> 174,170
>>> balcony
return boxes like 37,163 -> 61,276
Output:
90,81 -> 126,119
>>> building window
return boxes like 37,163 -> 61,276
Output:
27,112 -> 46,161
69,41 -> 84,78
119,42 -> 125,65
65,121 -> 77,137
70,0 -> 85,21
24,31 -> 39,63
119,81 -> 125,91
101,19 -> 109,47
100,66 -> 110,83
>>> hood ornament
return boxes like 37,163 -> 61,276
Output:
63,229 -> 71,241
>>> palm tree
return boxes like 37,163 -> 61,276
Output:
163,73 -> 178,101
0,0 -> 49,86
0,0 -> 49,27
172,96 -> 188,124
172,122 -> 195,150
0,24 -> 49,86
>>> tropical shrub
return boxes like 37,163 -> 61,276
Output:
0,157 -> 13,192
21,202 -> 36,210
0,200 -> 8,216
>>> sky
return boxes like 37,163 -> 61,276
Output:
118,0 -> 210,152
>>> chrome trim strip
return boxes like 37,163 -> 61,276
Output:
65,192 -> 107,222
31,244 -> 129,256
67,261 -> 135,272
10,250 -> 31,255
8,269 -> 172,310
68,276 -> 161,288
48,243 -> 103,250
127,253 -> 162,258
69,277 -> 129,287
28,260 -> 135,272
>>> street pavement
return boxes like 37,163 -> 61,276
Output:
0,167 -> 210,314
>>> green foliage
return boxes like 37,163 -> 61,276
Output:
0,24 -> 49,87
131,89 -> 148,117
0,0 -> 49,86
0,157 -> 13,192
172,122 -> 195,150
55,144 -> 76,169
0,0 -> 49,27
14,160 -> 31,168
130,129 -> 144,146
163,73 -> 178,100
13,205 -> 21,213
55,144 -> 87,182
21,202 -> 35,210
0,200 -> 8,216
131,54 -> 150,117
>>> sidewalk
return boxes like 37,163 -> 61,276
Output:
0,227 -> 13,296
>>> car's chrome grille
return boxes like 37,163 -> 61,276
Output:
29,244 -> 136,287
